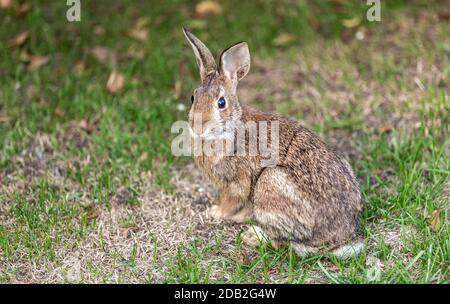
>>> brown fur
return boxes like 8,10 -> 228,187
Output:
183,28 -> 363,256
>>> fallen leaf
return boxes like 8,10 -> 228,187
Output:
125,47 -> 145,60
88,46 -> 117,64
195,1 -> 223,17
239,251 -> 250,264
138,152 -> 148,162
106,71 -> 125,94
428,208 -> 443,232
54,107 -> 66,118
0,0 -> 14,9
377,123 -> 394,134
343,17 -> 361,28
128,17 -> 149,42
8,30 -> 29,48
121,227 -> 139,238
93,25 -> 106,35
27,55 -> 49,71
15,2 -> 30,14
78,119 -> 97,134
128,28 -> 148,42
272,33 -> 296,47
73,59 -> 86,75
269,268 -> 279,275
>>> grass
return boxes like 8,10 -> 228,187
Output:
0,1 -> 449,283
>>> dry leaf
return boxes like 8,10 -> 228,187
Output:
195,1 -> 223,17
73,59 -> 86,75
88,46 -> 117,64
78,119 -> 97,134
54,107 -> 66,118
8,31 -> 29,48
125,47 -> 145,60
377,123 -> 394,134
106,71 -> 125,94
128,28 -> 148,42
138,152 -> 148,162
428,208 -> 443,232
27,55 -> 49,71
343,17 -> 361,28
272,33 -> 296,47
128,17 -> 149,42
93,25 -> 106,35
0,0 -> 14,9
239,251 -> 250,264
15,2 -> 30,14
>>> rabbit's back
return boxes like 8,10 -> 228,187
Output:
243,106 -> 362,249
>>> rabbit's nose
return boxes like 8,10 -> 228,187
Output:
189,120 -> 211,136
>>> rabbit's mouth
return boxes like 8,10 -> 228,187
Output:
188,125 -> 233,141
188,124 -> 212,139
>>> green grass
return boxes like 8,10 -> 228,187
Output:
0,0 -> 449,283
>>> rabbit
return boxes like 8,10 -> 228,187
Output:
182,28 -> 364,258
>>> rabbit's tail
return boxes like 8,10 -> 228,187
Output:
331,239 -> 365,259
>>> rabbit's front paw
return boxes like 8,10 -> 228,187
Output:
208,205 -> 225,220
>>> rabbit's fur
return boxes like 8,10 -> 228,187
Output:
183,28 -> 364,257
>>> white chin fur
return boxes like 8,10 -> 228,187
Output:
188,125 -> 233,141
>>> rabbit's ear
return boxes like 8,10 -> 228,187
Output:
219,42 -> 250,85
183,27 -> 217,81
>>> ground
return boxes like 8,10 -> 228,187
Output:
0,1 -> 449,283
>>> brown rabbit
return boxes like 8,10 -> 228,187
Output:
183,28 -> 364,258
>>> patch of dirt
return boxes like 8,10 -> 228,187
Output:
13,133 -> 53,177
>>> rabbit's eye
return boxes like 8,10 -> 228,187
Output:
190,95 -> 194,103
217,97 -> 226,109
